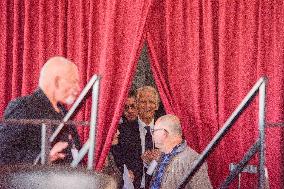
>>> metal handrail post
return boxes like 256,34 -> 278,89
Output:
71,139 -> 90,167
40,123 -> 47,165
258,79 -> 267,188
49,75 -> 98,143
87,77 -> 100,170
177,77 -> 266,189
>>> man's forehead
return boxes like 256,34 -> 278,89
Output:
64,73 -> 79,82
155,121 -> 164,128
139,91 -> 156,99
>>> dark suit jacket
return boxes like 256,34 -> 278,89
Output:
113,119 -> 144,188
0,88 -> 81,165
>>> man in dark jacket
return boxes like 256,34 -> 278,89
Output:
112,91 -> 139,186
115,86 -> 162,188
0,56 -> 81,165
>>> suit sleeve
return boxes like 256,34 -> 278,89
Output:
188,163 -> 213,189
0,101 -> 29,164
161,148 -> 213,189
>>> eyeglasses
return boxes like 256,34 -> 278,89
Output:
150,128 -> 168,135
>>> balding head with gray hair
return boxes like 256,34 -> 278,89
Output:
38,56 -> 80,111
136,86 -> 160,104
153,114 -> 184,153
155,114 -> 183,137
136,86 -> 160,125
39,56 -> 75,88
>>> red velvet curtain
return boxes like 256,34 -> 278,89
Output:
0,0 -> 151,170
146,0 -> 284,188
1,0 -> 283,188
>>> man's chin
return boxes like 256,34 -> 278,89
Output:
142,113 -> 155,120
127,116 -> 137,122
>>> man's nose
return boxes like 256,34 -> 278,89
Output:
145,102 -> 152,108
129,106 -> 136,111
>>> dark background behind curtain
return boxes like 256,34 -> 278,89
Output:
0,0 -> 283,188
146,0 -> 284,188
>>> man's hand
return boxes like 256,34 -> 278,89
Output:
128,170 -> 135,182
49,142 -> 68,162
141,149 -> 161,165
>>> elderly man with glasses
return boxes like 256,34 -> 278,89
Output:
149,114 -> 213,189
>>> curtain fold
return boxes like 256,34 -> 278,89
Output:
146,0 -> 284,188
89,0 -> 153,170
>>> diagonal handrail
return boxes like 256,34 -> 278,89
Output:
1,75 -> 100,169
49,75 -> 99,143
177,77 -> 267,189
33,75 -> 101,169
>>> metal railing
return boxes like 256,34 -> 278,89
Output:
1,74 -> 101,170
52,74 -> 100,170
177,77 -> 267,189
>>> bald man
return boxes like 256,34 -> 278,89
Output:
0,56 -> 81,165
150,114 -> 212,189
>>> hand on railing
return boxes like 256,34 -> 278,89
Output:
49,142 -> 68,162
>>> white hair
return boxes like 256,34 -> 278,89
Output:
156,114 -> 183,136
39,56 -> 72,87
136,86 -> 160,104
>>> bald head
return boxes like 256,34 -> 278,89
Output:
39,56 -> 80,110
153,114 -> 183,153
156,114 -> 183,137
39,56 -> 76,87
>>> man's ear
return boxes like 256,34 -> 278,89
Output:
54,76 -> 60,88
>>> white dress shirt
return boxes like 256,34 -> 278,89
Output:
138,117 -> 155,188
